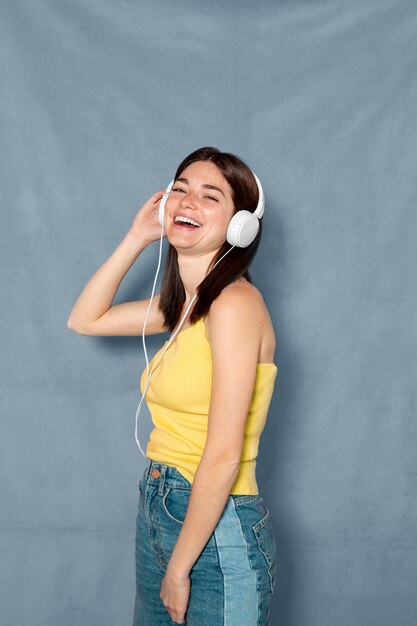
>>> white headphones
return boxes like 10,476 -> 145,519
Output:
158,171 -> 265,247
134,169 -> 266,458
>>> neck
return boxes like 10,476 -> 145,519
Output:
177,249 -> 219,300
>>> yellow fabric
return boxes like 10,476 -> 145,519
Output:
140,317 -> 278,495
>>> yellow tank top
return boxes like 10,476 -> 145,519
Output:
140,317 -> 278,495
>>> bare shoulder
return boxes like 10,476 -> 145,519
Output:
205,280 -> 261,329
204,279 -> 276,363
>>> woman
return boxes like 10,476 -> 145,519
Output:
68,146 -> 278,625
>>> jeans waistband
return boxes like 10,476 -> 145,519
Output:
143,459 -> 192,495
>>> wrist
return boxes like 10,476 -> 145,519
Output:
166,558 -> 190,582
125,230 -> 148,247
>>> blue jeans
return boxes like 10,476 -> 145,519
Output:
133,460 -> 277,625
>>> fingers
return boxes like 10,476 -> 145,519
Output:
150,190 -> 169,206
165,605 -> 186,623
162,598 -> 187,623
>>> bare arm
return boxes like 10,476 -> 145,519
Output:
67,190 -> 168,336
166,286 -> 263,580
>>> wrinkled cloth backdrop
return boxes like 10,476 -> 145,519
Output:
1,1 -> 416,625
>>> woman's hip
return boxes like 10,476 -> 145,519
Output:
135,460 -> 277,624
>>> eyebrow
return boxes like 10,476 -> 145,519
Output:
175,177 -> 226,198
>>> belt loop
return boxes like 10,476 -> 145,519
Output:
158,465 -> 167,496
146,460 -> 152,477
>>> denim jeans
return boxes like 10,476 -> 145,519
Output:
133,460 -> 277,625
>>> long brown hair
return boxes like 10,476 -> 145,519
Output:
158,146 -> 263,332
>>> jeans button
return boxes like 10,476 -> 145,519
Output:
151,469 -> 161,478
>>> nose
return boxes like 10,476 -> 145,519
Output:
179,190 -> 198,209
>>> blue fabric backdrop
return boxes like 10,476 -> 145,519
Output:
1,1 -> 416,624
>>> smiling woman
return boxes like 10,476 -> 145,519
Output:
158,148 -> 264,336
67,146 -> 278,625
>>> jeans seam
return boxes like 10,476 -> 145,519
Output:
234,505 -> 263,625
211,527 -> 226,621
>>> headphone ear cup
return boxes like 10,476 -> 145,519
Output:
158,193 -> 169,227
158,179 -> 175,228
226,210 -> 260,248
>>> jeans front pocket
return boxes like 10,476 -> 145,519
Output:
252,507 -> 277,593
161,487 -> 190,526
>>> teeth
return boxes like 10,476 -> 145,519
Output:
174,216 -> 202,227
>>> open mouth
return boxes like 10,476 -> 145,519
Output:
172,216 -> 203,230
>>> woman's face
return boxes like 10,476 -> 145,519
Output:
165,160 -> 235,251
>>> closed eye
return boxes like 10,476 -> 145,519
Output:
172,187 -> 218,202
